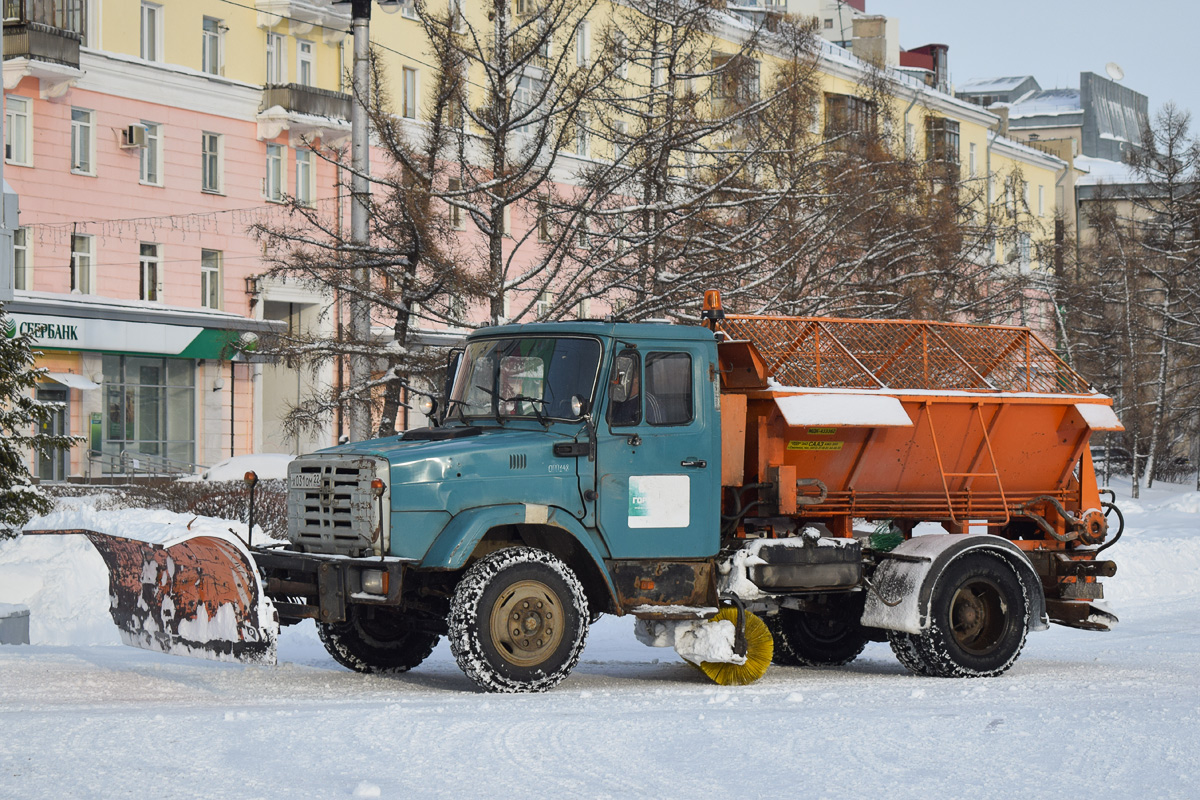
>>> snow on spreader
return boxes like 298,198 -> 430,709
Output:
25,509 -> 276,665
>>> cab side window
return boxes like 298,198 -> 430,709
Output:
606,350 -> 641,427
645,352 -> 692,426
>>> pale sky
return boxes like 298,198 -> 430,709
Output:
868,1 -> 1199,129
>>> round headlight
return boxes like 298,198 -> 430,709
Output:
417,396 -> 435,416
570,395 -> 585,417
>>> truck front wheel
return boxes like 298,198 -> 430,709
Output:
448,547 -> 589,693
909,552 -> 1030,678
318,606 -> 440,674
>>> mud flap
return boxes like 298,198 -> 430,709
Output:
30,529 -> 277,664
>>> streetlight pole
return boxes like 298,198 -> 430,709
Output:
338,0 -> 373,442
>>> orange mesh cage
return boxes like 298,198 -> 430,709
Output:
717,315 -> 1091,394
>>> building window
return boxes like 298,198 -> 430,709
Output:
575,22 -> 589,67
576,215 -> 590,249
613,120 -> 628,162
925,116 -> 960,164
101,355 -> 196,471
712,54 -> 760,109
447,178 -> 465,230
297,40 -> 314,86
402,67 -> 417,119
1038,184 -> 1045,216
536,194 -> 550,241
969,142 -> 977,177
140,243 -> 161,301
576,298 -> 590,319
400,0 -> 417,19
200,249 -> 222,309
614,33 -> 628,79
5,96 -> 32,166
824,93 -> 877,138
535,291 -> 554,318
295,148 -> 315,206
141,2 -> 162,61
139,122 -> 162,185
575,112 -> 589,158
70,234 -> 93,294
265,143 -> 285,201
1017,233 -> 1032,272
266,32 -> 286,84
13,227 -> 30,291
824,18 -> 834,29
70,108 -> 94,175
202,17 -> 224,76
201,132 -> 222,193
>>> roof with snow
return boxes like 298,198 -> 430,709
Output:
958,76 -> 1037,93
1008,88 -> 1082,120
1074,154 -> 1146,187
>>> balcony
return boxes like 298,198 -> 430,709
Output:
255,1 -> 349,44
3,0 -> 85,96
257,83 -> 352,143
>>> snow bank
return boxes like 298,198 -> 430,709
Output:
184,452 -> 295,482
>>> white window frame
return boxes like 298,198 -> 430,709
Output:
70,234 -> 94,294
400,0 -> 417,20
575,112 -> 589,158
201,132 -> 223,194
5,95 -> 32,166
202,17 -> 225,76
535,291 -> 554,318
295,148 -> 315,207
614,33 -> 629,79
297,39 -> 315,87
575,21 -> 589,67
265,143 -> 286,201
1038,184 -> 1045,216
402,67 -> 418,119
139,122 -> 163,186
13,227 -> 30,291
200,249 -> 222,309
969,142 -> 977,177
266,32 -> 286,84
141,2 -> 163,62
139,242 -> 162,302
447,178 -> 465,230
70,107 -> 94,175
613,120 -> 628,162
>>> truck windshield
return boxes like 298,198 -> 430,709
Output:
450,336 -> 602,422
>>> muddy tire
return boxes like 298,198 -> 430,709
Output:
912,552 -> 1030,678
448,547 -> 589,693
318,606 -> 440,674
769,595 -> 870,667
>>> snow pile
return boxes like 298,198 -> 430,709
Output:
633,618 -> 746,666
185,453 -> 295,482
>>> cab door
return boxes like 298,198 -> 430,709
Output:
595,340 -> 720,559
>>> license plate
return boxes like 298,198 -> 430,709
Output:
290,472 -> 322,490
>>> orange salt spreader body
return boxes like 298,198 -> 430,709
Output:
702,290 -> 1123,634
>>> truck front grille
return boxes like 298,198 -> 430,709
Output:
287,456 -> 386,556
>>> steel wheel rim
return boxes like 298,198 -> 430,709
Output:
949,577 -> 1007,655
489,579 -> 565,667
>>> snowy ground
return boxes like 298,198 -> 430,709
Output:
1,484 -> 1198,799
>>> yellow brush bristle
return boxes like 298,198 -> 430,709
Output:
697,608 -> 774,686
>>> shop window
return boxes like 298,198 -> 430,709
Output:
5,95 -> 32,166
201,132 -> 222,193
70,108 -> 94,175
139,122 -> 162,185
140,242 -> 161,301
70,234 -> 93,293
101,355 -> 196,472
201,249 -> 222,309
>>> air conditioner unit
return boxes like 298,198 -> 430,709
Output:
122,125 -> 148,149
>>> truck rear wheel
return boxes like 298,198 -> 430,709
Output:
318,606 -> 440,675
769,596 -> 869,667
910,552 -> 1030,678
448,547 -> 589,693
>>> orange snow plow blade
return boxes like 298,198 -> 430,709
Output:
25,529 -> 277,665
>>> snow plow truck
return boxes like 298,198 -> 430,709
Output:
31,291 -> 1125,692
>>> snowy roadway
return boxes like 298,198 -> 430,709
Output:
2,484 -> 1198,799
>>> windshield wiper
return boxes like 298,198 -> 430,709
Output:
474,384 -> 504,426
503,395 -> 550,427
